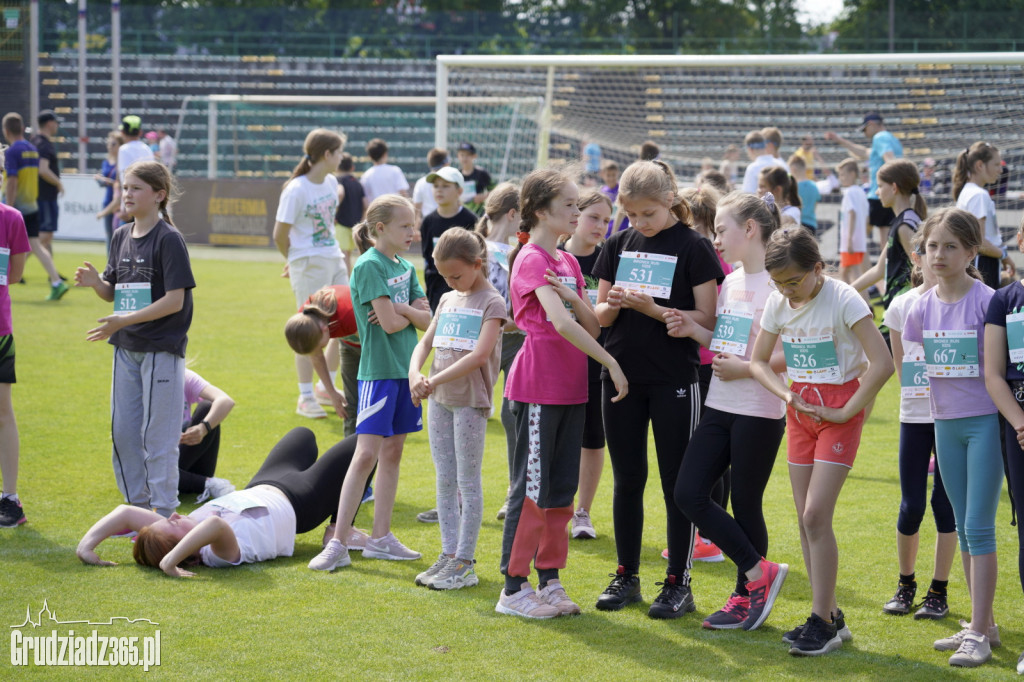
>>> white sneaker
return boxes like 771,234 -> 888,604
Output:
495,583 -> 560,619
430,559 -> 479,591
296,396 -> 327,419
313,382 -> 335,407
538,579 -> 581,615
571,508 -> 596,539
949,631 -> 992,667
196,477 -> 235,503
1016,650 -> 1024,675
308,538 -> 350,571
346,527 -> 369,552
363,532 -> 421,560
416,554 -> 451,587
935,620 -> 1000,651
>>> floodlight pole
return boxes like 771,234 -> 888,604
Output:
111,0 -> 120,128
29,0 -> 39,127
77,0 -> 87,172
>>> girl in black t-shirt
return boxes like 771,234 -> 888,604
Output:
592,160 -> 724,619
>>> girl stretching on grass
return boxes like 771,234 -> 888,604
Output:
903,208 -> 1000,668
308,195 -> 431,572
75,160 -> 195,519
408,229 -> 506,590
78,428 -> 358,577
497,167 -> 627,619
749,227 -> 893,657
668,192 -> 789,633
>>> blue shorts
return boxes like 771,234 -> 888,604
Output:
356,379 -> 422,437
37,200 -> 59,233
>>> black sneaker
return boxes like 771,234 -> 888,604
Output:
913,590 -> 949,620
647,574 -> 695,619
883,581 -> 916,615
0,496 -> 26,527
595,566 -> 642,611
789,613 -> 842,656
783,608 -> 851,643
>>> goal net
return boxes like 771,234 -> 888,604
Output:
436,53 -> 1024,189
177,95 -> 543,181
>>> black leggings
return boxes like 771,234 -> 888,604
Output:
246,427 -> 359,534
178,401 -> 220,494
675,407 -> 785,594
897,422 -> 955,536
604,379 -> 699,579
1003,419 -> 1024,595
697,363 -> 730,510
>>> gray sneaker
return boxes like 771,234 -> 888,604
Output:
496,499 -> 509,521
571,508 -> 596,539
363,532 -> 421,561
416,554 -> 451,587
416,509 -> 439,523
948,631 -> 992,667
308,539 -> 350,572
430,559 -> 479,591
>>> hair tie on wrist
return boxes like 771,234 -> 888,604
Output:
516,231 -> 530,245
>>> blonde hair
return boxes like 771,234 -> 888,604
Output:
618,160 -> 693,226
717,191 -> 781,245
679,186 -> 720,239
286,129 -> 346,185
284,288 -> 339,355
836,158 -> 859,177
352,194 -> 414,251
434,227 -> 487,266
578,188 -> 613,214
764,226 -> 823,274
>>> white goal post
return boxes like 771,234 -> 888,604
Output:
435,52 -> 1024,181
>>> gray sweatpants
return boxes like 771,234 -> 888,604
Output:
111,348 -> 184,516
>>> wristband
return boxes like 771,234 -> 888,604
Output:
201,420 -> 212,435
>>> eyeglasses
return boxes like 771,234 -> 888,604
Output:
769,271 -> 811,292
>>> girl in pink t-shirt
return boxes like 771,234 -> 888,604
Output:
496,168 -> 627,620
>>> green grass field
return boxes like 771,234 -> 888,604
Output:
4,242 -> 1023,679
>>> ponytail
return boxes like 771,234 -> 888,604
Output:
284,128 -> 346,187
352,221 -> 375,254
952,141 -> 998,201
878,159 -> 927,219
785,173 -> 801,209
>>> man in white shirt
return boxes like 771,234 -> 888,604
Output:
158,130 -> 178,173
742,130 -> 786,193
117,115 -> 155,182
359,138 -> 409,203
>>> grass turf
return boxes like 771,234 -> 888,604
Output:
3,242 -> 1022,679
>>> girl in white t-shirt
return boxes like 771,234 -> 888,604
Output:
879,238 -> 957,620
667,192 -> 789,633
758,166 -> 802,226
954,141 -> 1004,289
77,428 -> 361,577
749,228 -> 894,656
272,129 -> 349,420
408,229 -> 505,591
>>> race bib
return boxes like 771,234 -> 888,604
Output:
1007,312 -> 1024,363
709,307 -> 754,355
387,269 -> 412,305
113,282 -> 152,315
432,307 -> 483,351
923,329 -> 979,378
0,247 -> 9,286
781,333 -> 841,383
586,289 -> 599,308
461,179 -> 477,203
900,353 -> 930,399
614,251 -> 677,299
487,241 -> 510,272
547,276 -> 578,321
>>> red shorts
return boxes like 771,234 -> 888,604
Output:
786,379 -> 865,468
839,251 -> 864,268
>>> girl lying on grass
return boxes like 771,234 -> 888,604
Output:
77,428 -> 362,578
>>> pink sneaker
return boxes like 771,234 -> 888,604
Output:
495,583 -> 560,619
692,533 -> 725,563
743,558 -> 788,631
703,593 -> 751,630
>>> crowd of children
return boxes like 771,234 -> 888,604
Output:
2,118 -> 1022,672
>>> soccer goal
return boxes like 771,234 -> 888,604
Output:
435,53 -> 1024,182
177,94 -> 543,181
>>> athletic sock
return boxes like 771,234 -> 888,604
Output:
929,579 -> 948,596
899,572 -> 916,586
298,382 -> 314,398
50,279 -> 62,287
505,576 -> 527,594
1,492 -> 18,502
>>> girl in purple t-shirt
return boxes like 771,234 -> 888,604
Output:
496,168 -> 626,620
903,208 -> 1000,668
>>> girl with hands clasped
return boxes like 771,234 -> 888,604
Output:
407,229 -> 505,591
748,226 -> 893,657
495,168 -> 626,620
903,208 -> 999,668
591,160 -> 723,620
308,195 -> 431,572
668,192 -> 790,634
75,160 -> 195,518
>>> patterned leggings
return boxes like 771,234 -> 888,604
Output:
427,398 -> 488,560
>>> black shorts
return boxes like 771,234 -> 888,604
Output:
582,379 -> 605,449
868,198 -> 895,228
0,335 -> 16,384
21,211 -> 39,239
